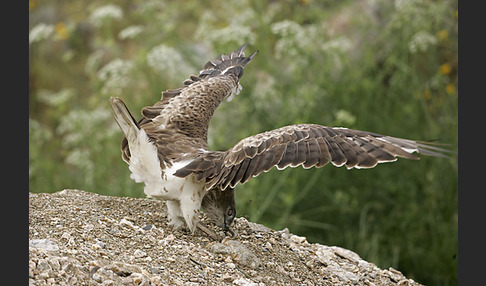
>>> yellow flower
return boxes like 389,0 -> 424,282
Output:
436,30 -> 449,41
440,63 -> 452,75
55,22 -> 69,40
423,89 -> 431,100
446,84 -> 455,95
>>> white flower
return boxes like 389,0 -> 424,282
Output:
85,50 -> 105,75
29,23 -> 54,44
37,88 -> 75,107
205,25 -> 256,47
29,118 -> 52,143
271,20 -> 324,61
64,148 -> 94,186
321,37 -> 352,53
118,25 -> 144,40
395,0 -> 422,11
97,59 -> 134,95
29,118 -> 53,178
146,44 -> 192,79
334,109 -> 356,127
89,4 -> 123,27
57,107 -> 115,147
194,10 -> 257,48
271,20 -> 302,37
408,31 -> 437,53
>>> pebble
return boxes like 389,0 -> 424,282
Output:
233,277 -> 261,286
134,249 -> 147,258
290,234 -> 307,244
210,240 -> 261,269
226,262 -> 236,269
37,259 -> 51,271
29,239 -> 60,252
165,234 -> 175,242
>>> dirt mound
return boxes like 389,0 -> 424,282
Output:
29,189 -> 421,285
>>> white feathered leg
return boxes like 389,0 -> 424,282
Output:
166,200 -> 184,229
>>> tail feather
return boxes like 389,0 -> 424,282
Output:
109,97 -> 139,144
199,43 -> 258,80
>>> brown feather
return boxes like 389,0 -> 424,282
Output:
173,124 -> 449,190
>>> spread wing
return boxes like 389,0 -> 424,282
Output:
120,43 -> 258,163
141,43 -> 257,121
174,124 -> 450,190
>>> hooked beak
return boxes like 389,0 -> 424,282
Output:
223,216 -> 236,237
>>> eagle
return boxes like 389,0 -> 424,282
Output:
109,43 -> 448,237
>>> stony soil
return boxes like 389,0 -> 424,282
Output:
29,189 -> 422,285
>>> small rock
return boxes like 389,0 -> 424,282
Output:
134,249 -> 147,258
119,218 -> 139,230
226,262 -> 236,269
265,241 -> 273,250
142,224 -> 153,231
92,267 -> 117,283
38,271 -> 50,279
48,257 -> 61,271
166,234 -> 175,241
222,273 -> 234,281
121,276 -> 133,285
37,259 -> 51,271
29,239 -> 60,252
29,260 -> 36,272
233,277 -> 260,286
276,265 -> 287,275
246,221 -> 272,233
130,273 -> 145,284
101,280 -> 115,286
210,240 -> 261,269
290,234 -> 307,244
151,276 -> 162,285
107,262 -> 143,275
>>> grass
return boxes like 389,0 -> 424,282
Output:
29,0 -> 458,284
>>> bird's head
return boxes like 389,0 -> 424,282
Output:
201,187 -> 236,233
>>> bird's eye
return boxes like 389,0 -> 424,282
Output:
227,208 -> 234,217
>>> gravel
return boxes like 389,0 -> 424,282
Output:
29,189 -> 422,285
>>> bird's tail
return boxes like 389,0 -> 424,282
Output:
109,97 -> 139,144
197,43 -> 258,80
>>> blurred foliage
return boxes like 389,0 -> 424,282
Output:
29,0 -> 458,284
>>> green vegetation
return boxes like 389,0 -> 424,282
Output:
29,0 -> 458,284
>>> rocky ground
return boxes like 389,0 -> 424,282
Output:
29,189 -> 422,285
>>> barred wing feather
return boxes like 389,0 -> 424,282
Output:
174,124 -> 450,190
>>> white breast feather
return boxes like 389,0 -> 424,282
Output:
127,129 -> 203,200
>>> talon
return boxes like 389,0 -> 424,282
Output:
225,227 -> 236,237
197,224 -> 220,240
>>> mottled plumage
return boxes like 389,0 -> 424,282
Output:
110,43 -> 448,236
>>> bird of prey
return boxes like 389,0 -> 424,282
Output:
109,43 -> 448,236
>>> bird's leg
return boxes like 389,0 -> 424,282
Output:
166,200 -> 185,229
179,194 -> 204,234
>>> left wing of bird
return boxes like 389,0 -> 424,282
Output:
174,124 -> 450,190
